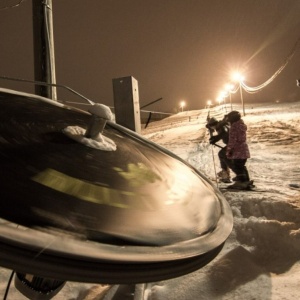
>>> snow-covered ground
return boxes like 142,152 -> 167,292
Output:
1,101 -> 300,299
141,101 -> 300,300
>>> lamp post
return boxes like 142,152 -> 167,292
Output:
239,82 -> 245,116
180,100 -> 186,112
217,91 -> 227,112
232,73 -> 245,116
223,96 -> 227,112
225,83 -> 234,111
206,100 -> 212,109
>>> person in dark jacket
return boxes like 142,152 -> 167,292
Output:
206,117 -> 232,183
225,110 -> 251,187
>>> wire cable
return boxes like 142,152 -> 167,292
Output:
0,0 -> 25,10
241,36 -> 300,93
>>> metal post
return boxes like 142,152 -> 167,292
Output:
113,76 -> 141,133
32,0 -> 57,100
240,82 -> 245,116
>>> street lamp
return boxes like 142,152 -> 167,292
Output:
225,83 -> 234,111
217,91 -> 227,112
232,72 -> 245,116
180,100 -> 186,112
206,100 -> 212,109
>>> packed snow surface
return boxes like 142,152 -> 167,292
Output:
1,101 -> 300,299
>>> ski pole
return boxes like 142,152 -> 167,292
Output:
212,143 -> 224,149
205,117 -> 221,187
211,144 -> 219,188
207,129 -> 219,187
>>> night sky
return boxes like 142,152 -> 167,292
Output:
1,0 -> 299,112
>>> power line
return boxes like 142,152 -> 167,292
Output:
241,36 -> 300,93
0,0 -> 25,10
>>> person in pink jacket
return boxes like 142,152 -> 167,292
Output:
225,111 -> 251,186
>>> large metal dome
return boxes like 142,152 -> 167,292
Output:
0,89 -> 233,284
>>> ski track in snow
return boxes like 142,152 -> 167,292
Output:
1,102 -> 300,299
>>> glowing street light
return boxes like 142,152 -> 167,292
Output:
217,97 -> 222,105
206,100 -> 212,109
232,72 -> 244,83
180,100 -> 186,112
232,72 -> 245,116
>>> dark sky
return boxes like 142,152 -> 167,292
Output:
0,0 -> 299,112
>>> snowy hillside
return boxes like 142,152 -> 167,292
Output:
141,101 -> 300,300
1,101 -> 300,299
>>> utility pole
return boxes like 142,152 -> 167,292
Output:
15,3 -> 60,298
32,0 -> 57,100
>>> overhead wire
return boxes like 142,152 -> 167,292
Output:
241,36 -> 300,94
0,0 -> 25,10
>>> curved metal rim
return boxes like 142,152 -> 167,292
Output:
0,88 -> 233,283
0,232 -> 225,283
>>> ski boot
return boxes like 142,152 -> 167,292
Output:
228,180 -> 255,190
217,169 -> 232,183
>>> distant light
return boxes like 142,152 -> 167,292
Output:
225,83 -> 234,91
219,91 -> 227,99
216,97 -> 223,105
180,100 -> 186,112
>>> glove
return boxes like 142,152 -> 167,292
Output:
209,136 -> 218,144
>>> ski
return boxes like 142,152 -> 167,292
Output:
218,180 -> 267,192
219,187 -> 267,193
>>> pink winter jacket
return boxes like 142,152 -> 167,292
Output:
226,119 -> 250,159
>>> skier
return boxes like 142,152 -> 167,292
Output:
225,110 -> 252,189
206,117 -> 232,183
